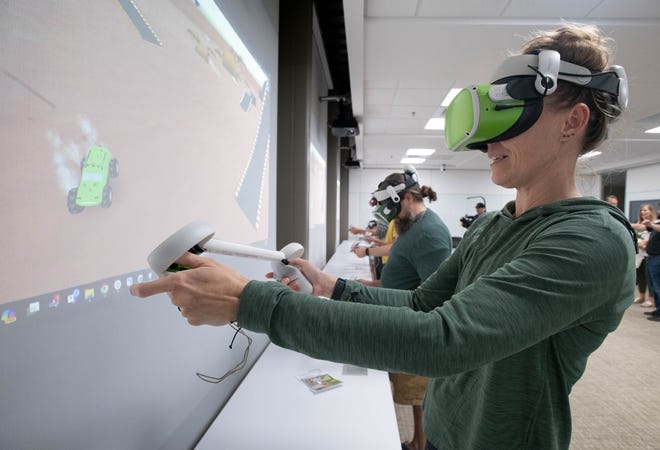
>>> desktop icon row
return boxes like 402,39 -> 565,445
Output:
1,270 -> 156,327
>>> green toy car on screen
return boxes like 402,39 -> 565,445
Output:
67,146 -> 119,214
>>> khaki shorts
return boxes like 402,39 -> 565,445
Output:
390,373 -> 429,405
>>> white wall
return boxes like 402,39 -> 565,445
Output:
349,168 -> 600,238
625,162 -> 660,218
576,172 -> 601,199
306,24 -> 329,268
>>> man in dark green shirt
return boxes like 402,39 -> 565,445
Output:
369,168 -> 451,450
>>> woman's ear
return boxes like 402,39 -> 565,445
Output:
560,103 -> 590,142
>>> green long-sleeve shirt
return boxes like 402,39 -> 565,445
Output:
238,198 -> 636,449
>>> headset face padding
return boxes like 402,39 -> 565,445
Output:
373,198 -> 400,223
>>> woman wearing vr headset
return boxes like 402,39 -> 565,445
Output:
132,24 -> 636,449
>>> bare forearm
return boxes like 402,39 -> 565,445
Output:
367,244 -> 391,258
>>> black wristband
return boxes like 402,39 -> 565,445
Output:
365,247 -> 370,256
331,278 -> 346,300
647,225 -> 654,232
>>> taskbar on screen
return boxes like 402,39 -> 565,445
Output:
0,269 -> 157,329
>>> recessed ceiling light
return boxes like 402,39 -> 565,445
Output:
401,157 -> 425,164
441,88 -> 462,107
406,148 -> 436,156
645,126 -> 660,134
578,150 -> 602,160
424,118 -> 445,130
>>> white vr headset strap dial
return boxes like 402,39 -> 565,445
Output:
403,165 -> 419,185
535,50 -> 560,95
386,184 -> 402,203
492,53 -> 627,110
372,182 -> 406,202
610,65 -> 629,110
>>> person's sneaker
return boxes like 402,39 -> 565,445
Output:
634,297 -> 645,304
641,300 -> 654,307
644,310 -> 659,316
647,315 -> 660,322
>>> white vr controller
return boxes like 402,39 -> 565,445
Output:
147,221 -> 313,294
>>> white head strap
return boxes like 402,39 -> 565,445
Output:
372,165 -> 421,203
491,50 -> 628,109
372,183 -> 405,203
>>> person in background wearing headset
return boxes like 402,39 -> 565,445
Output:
352,218 -> 396,280
354,168 -> 452,450
132,24 -> 636,449
351,216 -> 391,280
353,174 -> 422,282
348,218 -> 379,237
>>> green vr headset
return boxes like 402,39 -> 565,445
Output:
371,166 -> 419,224
445,50 -> 629,152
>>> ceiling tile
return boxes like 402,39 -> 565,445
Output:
418,0 -> 509,17
393,88 -> 445,106
502,0 -> 601,18
365,79 -> 399,89
389,105 -> 438,119
366,0 -> 419,17
365,104 -> 393,117
363,117 -> 390,132
589,0 -> 660,19
365,88 -> 396,105
386,117 -> 430,131
398,79 -> 450,89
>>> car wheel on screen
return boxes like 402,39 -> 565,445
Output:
109,159 -> 119,178
102,185 -> 112,208
67,188 -> 84,214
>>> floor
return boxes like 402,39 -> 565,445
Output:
394,303 -> 660,449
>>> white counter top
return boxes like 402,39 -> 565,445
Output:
196,241 -> 400,449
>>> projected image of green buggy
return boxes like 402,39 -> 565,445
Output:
67,146 -> 119,214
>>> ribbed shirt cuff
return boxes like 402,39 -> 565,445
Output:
237,280 -> 285,333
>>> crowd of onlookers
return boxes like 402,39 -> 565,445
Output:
610,195 -> 660,323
